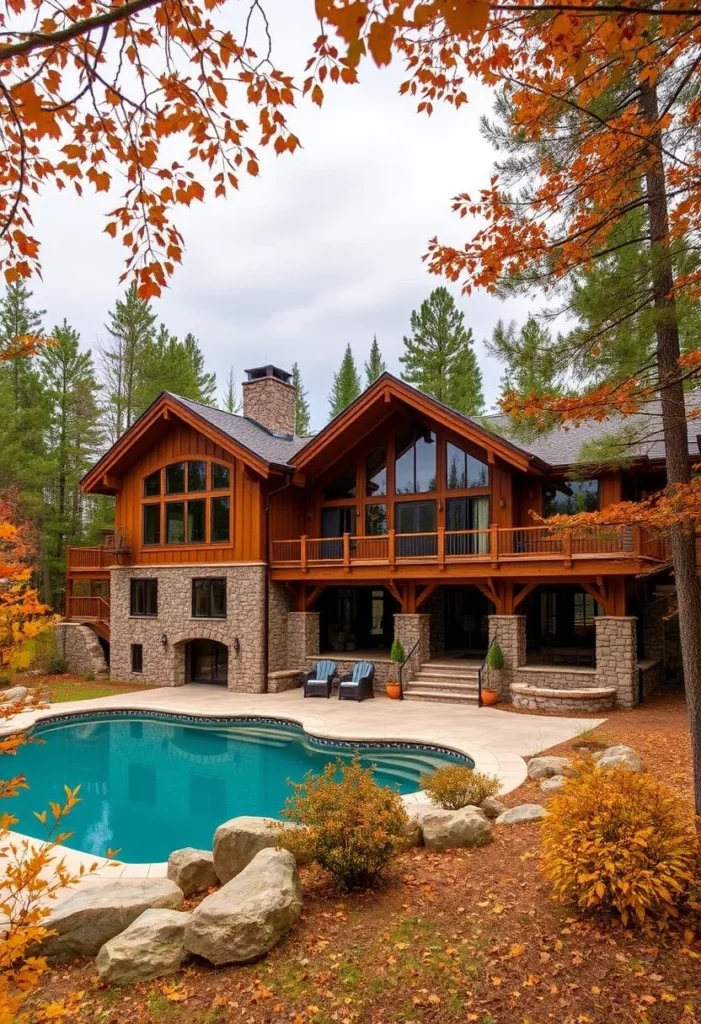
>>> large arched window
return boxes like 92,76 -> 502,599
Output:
142,460 -> 231,546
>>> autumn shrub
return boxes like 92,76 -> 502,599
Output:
541,760 -> 697,927
277,754 -> 410,891
420,764 -> 500,810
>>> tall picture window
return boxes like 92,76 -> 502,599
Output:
395,425 -> 436,494
140,459 -> 232,546
446,443 -> 489,489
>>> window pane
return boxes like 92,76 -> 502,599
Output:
212,497 -> 230,542
143,504 -> 160,545
188,461 -> 207,492
165,462 -> 185,494
131,643 -> 143,673
394,425 -> 415,494
395,425 -> 436,493
145,579 -> 158,616
466,453 -> 489,488
143,470 -> 160,497
187,499 -> 205,543
366,444 -> 387,497
166,502 -> 185,543
211,463 -> 230,489
414,431 -> 436,492
192,579 -> 209,617
131,579 -> 157,616
418,500 -> 436,532
211,579 -> 227,618
365,504 -> 388,535
544,479 -> 599,517
322,466 -> 356,501
447,443 -> 466,489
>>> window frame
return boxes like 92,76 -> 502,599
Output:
131,643 -> 144,673
139,458 -> 233,548
191,577 -> 227,619
130,578 -> 158,617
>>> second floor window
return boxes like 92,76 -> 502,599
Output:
544,479 -> 599,517
141,460 -> 232,546
192,577 -> 227,618
446,442 -> 489,490
130,578 -> 158,616
395,425 -> 436,494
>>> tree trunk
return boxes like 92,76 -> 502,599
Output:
641,82 -> 701,818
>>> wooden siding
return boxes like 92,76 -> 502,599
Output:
115,422 -> 265,564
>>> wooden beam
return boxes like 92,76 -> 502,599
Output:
305,585 -> 326,611
475,579 -> 503,613
102,473 -> 120,491
386,581 -> 405,611
581,580 -> 611,614
416,583 -> 438,610
513,581 -> 539,609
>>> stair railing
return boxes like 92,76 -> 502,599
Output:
477,636 -> 497,709
398,637 -> 422,699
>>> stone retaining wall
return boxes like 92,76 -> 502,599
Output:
394,614 -> 430,684
55,622 -> 108,677
513,665 -> 597,690
511,683 -> 616,713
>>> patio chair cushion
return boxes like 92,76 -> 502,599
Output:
352,661 -> 373,682
311,660 -> 336,682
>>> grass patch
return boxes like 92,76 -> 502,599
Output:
37,675 -> 157,703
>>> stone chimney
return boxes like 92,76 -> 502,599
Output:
242,365 -> 296,436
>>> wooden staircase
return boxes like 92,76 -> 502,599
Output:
403,658 -> 481,705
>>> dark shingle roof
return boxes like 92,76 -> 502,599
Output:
169,394 -> 309,468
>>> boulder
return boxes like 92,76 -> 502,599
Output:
39,878 -> 184,959
167,848 -> 218,896
0,685 -> 28,704
540,775 -> 566,794
593,744 -> 643,772
480,796 -> 507,819
417,806 -> 491,852
95,909 -> 191,985
526,756 -> 572,781
495,804 -> 548,825
184,848 -> 302,966
213,816 -> 281,883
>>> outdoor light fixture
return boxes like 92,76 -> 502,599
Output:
161,633 -> 168,646
233,637 -> 241,653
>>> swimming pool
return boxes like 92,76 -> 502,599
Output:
10,712 -> 472,862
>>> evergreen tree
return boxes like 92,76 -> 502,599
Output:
133,325 -> 217,414
222,365 -> 242,414
99,284 -> 157,440
292,362 -> 311,435
0,282 -> 46,413
328,344 -> 361,419
364,335 -> 386,386
486,316 -> 561,397
400,287 -> 483,414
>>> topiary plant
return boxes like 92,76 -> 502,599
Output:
390,638 -> 405,664
420,764 -> 501,810
541,759 -> 697,927
485,641 -> 504,671
277,754 -> 410,891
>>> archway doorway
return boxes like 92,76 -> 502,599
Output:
186,639 -> 228,684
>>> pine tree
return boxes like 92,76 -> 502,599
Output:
100,284 -> 157,440
486,316 -> 561,397
0,282 -> 46,413
364,335 -> 386,386
328,344 -> 361,419
133,325 -> 217,414
400,287 -> 483,414
222,365 -> 242,414
292,362 -> 311,435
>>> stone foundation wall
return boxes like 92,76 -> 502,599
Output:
424,589 -> 445,655
595,616 -> 638,708
287,612 -> 320,669
488,615 -> 526,696
268,581 -> 292,674
393,614 -> 430,683
640,659 -> 664,699
55,622 -> 108,676
110,563 -> 267,692
512,665 -> 597,690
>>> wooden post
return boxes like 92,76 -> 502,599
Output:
301,535 -> 308,572
388,528 -> 396,568
632,524 -> 642,555
437,526 -> 445,570
564,529 -> 572,567
343,532 -> 350,570
490,524 -> 499,567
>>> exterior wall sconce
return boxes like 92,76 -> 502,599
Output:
160,633 -> 168,646
233,637 -> 241,653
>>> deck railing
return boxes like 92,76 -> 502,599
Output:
67,546 -> 119,570
66,595 -> 111,621
270,523 -> 667,569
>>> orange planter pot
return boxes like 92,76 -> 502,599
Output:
481,689 -> 500,707
386,682 -> 402,700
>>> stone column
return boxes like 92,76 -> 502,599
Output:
393,613 -> 430,683
488,615 -> 526,696
595,616 -> 638,708
287,612 -> 320,669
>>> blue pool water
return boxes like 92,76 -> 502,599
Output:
9,713 -> 471,862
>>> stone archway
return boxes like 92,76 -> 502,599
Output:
169,626 -> 234,688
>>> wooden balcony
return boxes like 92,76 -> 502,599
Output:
65,596 -> 111,640
270,524 -> 672,581
66,530 -> 131,574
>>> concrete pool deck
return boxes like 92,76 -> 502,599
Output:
0,686 -> 604,894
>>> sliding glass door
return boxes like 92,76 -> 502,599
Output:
395,501 -> 436,556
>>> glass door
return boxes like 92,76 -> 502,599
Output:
321,506 -> 356,559
395,501 -> 436,556
446,497 -> 489,554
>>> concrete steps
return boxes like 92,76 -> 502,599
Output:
403,660 -> 481,705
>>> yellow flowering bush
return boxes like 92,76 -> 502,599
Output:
420,764 -> 500,810
541,760 -> 697,927
277,754 -> 410,891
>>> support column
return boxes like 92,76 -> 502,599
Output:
287,611 -> 320,669
488,614 -> 526,696
394,613 -> 430,684
595,616 -> 638,708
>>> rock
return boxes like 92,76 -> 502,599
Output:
526,756 -> 572,780
167,848 -> 218,896
593,744 -> 643,772
95,909 -> 191,984
0,685 -> 28,704
480,796 -> 507,819
495,804 -> 548,825
39,878 -> 184,959
185,848 -> 302,966
213,816 -> 281,883
400,810 -> 424,848
417,806 -> 491,852
540,775 -> 566,794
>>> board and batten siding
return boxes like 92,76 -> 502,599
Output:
114,422 -> 266,564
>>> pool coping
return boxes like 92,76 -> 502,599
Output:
1,687 -> 604,880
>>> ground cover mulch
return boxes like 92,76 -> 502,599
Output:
27,688 -> 701,1024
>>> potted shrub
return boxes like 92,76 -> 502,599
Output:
482,641 -> 504,706
386,638 -> 405,699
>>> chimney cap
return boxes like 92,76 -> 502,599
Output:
244,364 -> 292,385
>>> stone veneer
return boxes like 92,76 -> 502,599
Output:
241,376 -> 296,435
393,614 -> 430,684
110,564 -> 267,692
594,616 -> 638,708
55,622 -> 108,677
511,683 -> 616,713
488,615 -> 526,696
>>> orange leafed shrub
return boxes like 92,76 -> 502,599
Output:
278,754 -> 410,891
541,761 -> 698,928
420,764 -> 500,810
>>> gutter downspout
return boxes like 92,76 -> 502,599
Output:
263,470 -> 295,692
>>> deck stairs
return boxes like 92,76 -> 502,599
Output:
403,657 -> 481,705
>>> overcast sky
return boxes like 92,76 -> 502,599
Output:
29,0 -> 535,431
